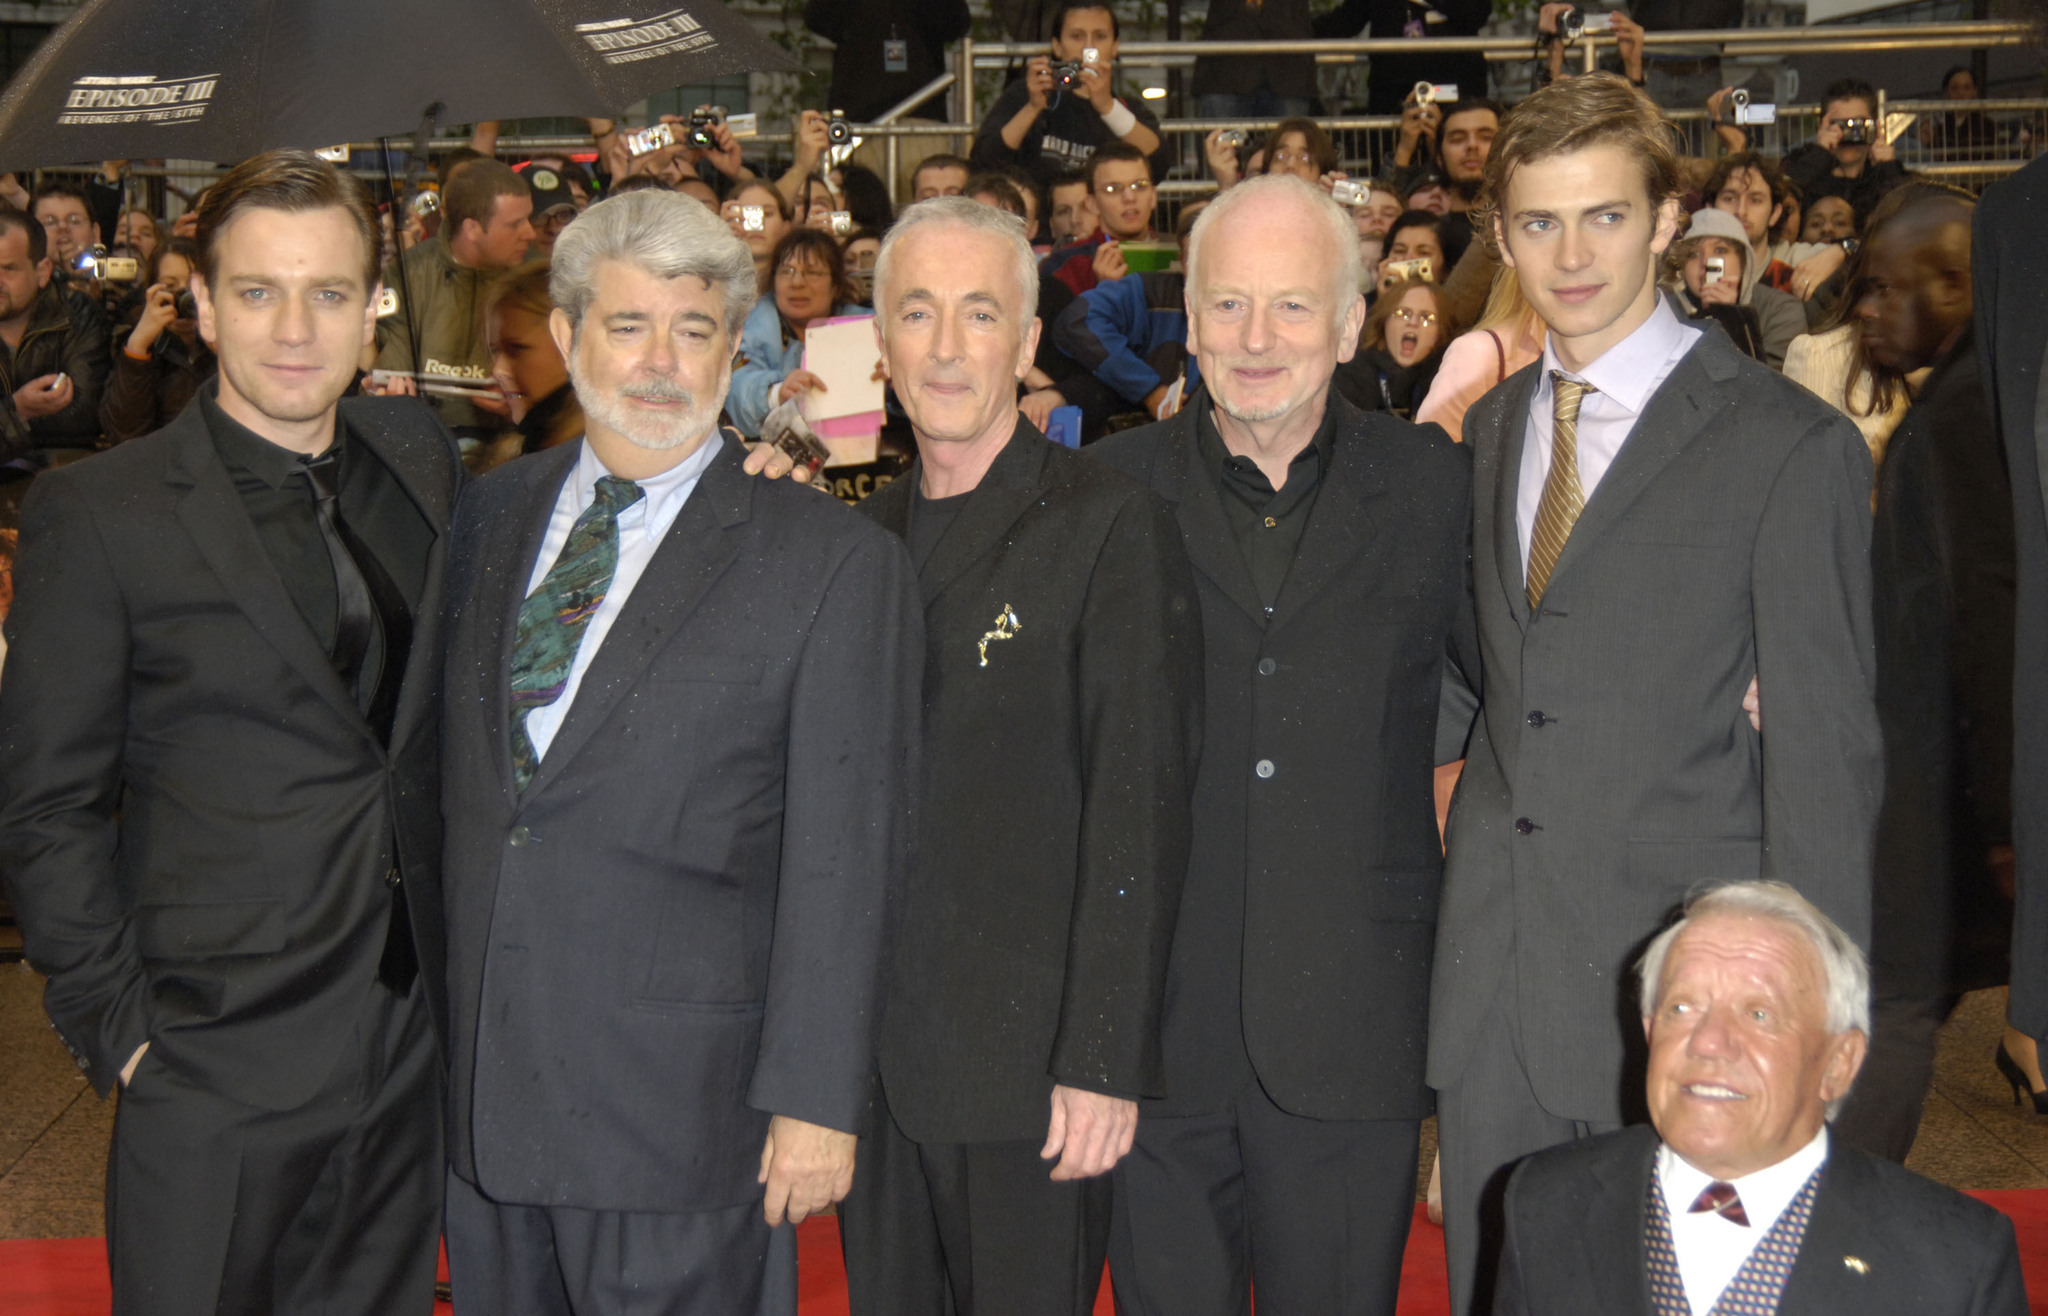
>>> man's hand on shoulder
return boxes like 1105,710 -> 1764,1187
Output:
1041,1083 -> 1137,1181
758,1113 -> 856,1225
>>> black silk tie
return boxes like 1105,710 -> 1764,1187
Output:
298,448 -> 419,992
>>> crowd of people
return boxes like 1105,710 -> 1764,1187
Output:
0,6 -> 2042,1316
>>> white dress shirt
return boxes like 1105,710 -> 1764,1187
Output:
1658,1127 -> 1830,1316
520,434 -> 722,762
1516,295 -> 1703,569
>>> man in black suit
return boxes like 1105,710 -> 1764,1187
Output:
438,188 -> 921,1315
1497,881 -> 2026,1316
1974,151 -> 2048,1111
1835,190 -> 2015,1160
1430,75 -> 1881,1314
833,196 -> 1202,1316
0,152 -> 460,1314
1091,174 -> 1475,1315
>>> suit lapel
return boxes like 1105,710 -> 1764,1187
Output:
165,414 -> 373,742
1149,405 -> 1265,625
1267,398 -> 1390,631
345,402 -> 453,754
915,420 -> 1052,609
485,443 -> 580,806
1584,1129 -> 1658,1314
1483,364 -> 1541,630
1779,1147 -> 1880,1309
519,438 -> 753,801
1542,339 -> 1733,594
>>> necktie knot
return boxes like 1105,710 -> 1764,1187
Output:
1551,373 -> 1596,426
1688,1180 -> 1751,1227
593,475 -> 645,516
298,449 -> 342,502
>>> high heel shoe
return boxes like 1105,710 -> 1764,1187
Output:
1994,1042 -> 2048,1114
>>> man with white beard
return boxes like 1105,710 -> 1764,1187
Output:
434,187 -> 923,1316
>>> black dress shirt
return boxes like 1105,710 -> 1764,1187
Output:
1199,400 -> 1338,612
200,386 -> 433,708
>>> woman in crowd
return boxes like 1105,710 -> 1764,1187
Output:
1336,275 -> 1454,417
100,237 -> 214,443
479,259 -> 581,472
113,208 -> 158,262
726,228 -> 871,437
721,178 -> 794,293
1662,208 -> 1768,361
1204,117 -> 1342,190
1380,209 -> 1462,291
1415,260 -> 1544,442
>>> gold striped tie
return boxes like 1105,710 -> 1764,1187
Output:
1526,374 -> 1595,609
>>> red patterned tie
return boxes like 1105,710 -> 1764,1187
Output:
1690,1181 -> 1750,1228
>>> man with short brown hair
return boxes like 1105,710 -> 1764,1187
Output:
1431,73 -> 1880,1314
0,149 -> 461,1316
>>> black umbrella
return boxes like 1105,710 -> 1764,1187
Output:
0,0 -> 799,170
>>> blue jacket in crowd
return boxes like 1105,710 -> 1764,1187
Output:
727,297 -> 871,437
1052,270 -> 1199,409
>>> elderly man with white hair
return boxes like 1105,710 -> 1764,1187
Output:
828,194 -> 1203,1316
435,187 -> 923,1316
1089,173 -> 1478,1315
1495,881 -> 2026,1316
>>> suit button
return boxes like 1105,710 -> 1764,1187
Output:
1515,817 -> 1535,835
385,867 -> 402,889
1258,658 -> 1277,676
1527,711 -> 1546,728
1255,759 -> 1275,779
509,826 -> 531,848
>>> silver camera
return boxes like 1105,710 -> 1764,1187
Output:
1704,255 -> 1726,285
1730,88 -> 1777,126
828,210 -> 852,237
740,205 -> 765,233
623,122 -> 676,156
1218,129 -> 1247,150
1330,179 -> 1371,207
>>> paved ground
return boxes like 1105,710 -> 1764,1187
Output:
4,929 -> 2048,1238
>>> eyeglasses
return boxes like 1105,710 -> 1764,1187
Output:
776,263 -> 832,282
1394,308 -> 1438,326
1096,180 -> 1152,198
1270,150 -> 1316,166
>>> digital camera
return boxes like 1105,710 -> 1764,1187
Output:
826,109 -> 854,146
1384,256 -> 1434,282
174,289 -> 198,320
1704,256 -> 1726,285
1330,179 -> 1371,207
828,210 -> 852,237
1407,81 -> 1459,107
686,106 -> 726,151
623,122 -> 676,156
1217,128 -> 1247,150
1838,117 -> 1875,146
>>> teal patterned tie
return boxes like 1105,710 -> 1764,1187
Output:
509,475 -> 644,791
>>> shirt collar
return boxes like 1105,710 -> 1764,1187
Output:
1660,1125 -> 1830,1231
1539,294 -> 1692,416
1198,398 -> 1338,492
200,382 -> 342,491
568,427 -> 724,545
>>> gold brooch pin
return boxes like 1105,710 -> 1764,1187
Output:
977,605 -> 1021,667
1843,1257 -> 1868,1275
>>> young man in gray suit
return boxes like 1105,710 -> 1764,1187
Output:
1430,73 -> 1881,1315
437,189 -> 922,1315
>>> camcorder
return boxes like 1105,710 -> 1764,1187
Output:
1053,48 -> 1101,91
1729,88 -> 1777,126
1384,256 -> 1434,282
74,244 -> 138,282
826,109 -> 854,146
1838,116 -> 1875,146
1407,81 -> 1459,108
1556,7 -> 1614,42
1330,179 -> 1371,207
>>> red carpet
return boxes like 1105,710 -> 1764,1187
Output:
0,1194 -> 2037,1314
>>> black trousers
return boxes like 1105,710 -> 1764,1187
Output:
1834,990 -> 1962,1163
106,978 -> 441,1316
1108,1072 -> 1419,1316
838,1096 -> 1111,1316
443,1171 -> 796,1316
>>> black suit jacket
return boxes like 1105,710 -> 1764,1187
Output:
1496,1125 -> 2027,1316
1091,393 -> 1476,1119
863,423 -> 1201,1144
0,396 -> 461,1108
1975,157 -> 2048,1039
440,435 -> 921,1213
1870,329 -> 2015,1001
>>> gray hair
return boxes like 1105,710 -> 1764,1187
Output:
548,188 -> 757,339
1638,879 -> 1870,1039
873,196 -> 1039,325
1185,173 -> 1365,313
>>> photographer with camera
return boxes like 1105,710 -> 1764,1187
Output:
101,237 -> 214,444
971,3 -> 1167,190
1384,96 -> 1499,225
1042,142 -> 1161,298
372,158 -> 533,445
32,182 -> 102,293
1783,78 -> 1910,221
1704,151 -> 1854,306
0,209 -> 110,492
1533,5 -> 1647,88
1663,207 -> 1769,360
